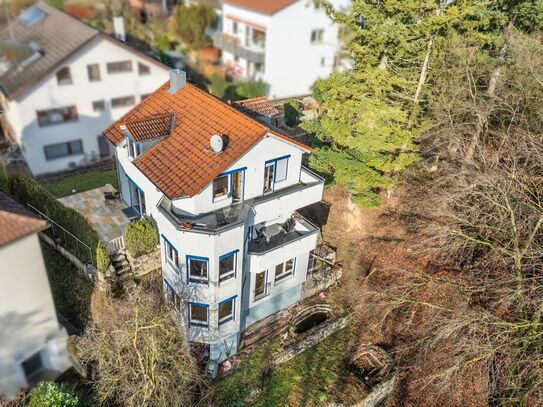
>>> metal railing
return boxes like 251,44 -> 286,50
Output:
28,203 -> 94,265
106,235 -> 125,255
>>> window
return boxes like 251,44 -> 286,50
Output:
22,351 -> 43,380
189,303 -> 209,327
188,256 -> 208,284
274,156 -> 289,182
111,95 -> 135,108
275,258 -> 295,282
87,64 -> 101,81
37,106 -> 78,126
164,280 -> 181,309
311,29 -> 324,44
163,236 -> 179,269
107,60 -> 132,74
56,67 -> 72,85
264,155 -> 289,193
92,100 -> 105,112
219,251 -> 237,284
232,21 -> 238,34
321,57 -> 326,67
254,270 -> 269,301
44,140 -> 83,160
126,136 -> 141,159
213,175 -> 229,200
252,29 -> 266,47
219,297 -> 236,325
138,62 -> 151,75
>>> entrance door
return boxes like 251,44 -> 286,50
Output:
263,163 -> 274,194
232,170 -> 243,202
128,180 -> 145,217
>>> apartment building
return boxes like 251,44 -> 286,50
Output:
0,2 -> 169,176
214,0 -> 350,99
0,192 -> 74,400
103,70 -> 324,363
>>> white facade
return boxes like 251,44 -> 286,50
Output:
217,0 -> 350,99
115,127 -> 324,363
0,232 -> 73,400
1,36 -> 169,176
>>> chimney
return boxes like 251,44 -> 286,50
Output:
113,16 -> 126,42
168,69 -> 186,94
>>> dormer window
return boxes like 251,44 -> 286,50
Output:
213,175 -> 229,200
126,136 -> 140,159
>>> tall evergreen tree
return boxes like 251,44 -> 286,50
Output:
304,0 -> 543,207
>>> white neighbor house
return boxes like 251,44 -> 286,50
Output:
214,0 -> 350,99
0,192 -> 74,400
103,70 -> 324,365
0,2 -> 169,176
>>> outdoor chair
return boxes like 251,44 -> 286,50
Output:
104,191 -> 121,206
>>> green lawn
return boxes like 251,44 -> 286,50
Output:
44,170 -> 119,198
215,328 -> 357,407
41,242 -> 94,330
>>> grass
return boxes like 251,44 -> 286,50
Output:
41,242 -> 94,330
215,328 -> 354,407
43,170 -> 119,198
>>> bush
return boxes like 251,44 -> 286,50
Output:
208,74 -> 228,98
8,176 -> 100,265
235,80 -> 266,99
124,217 -> 158,257
29,382 -> 80,407
96,240 -> 110,273
284,99 -> 300,127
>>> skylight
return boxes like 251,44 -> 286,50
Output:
19,7 -> 46,27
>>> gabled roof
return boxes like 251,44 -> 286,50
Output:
124,113 -> 174,142
232,96 -> 281,118
0,192 -> 48,247
224,0 -> 297,15
104,82 -> 312,199
0,1 -> 98,99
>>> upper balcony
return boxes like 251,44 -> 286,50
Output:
158,166 -> 324,235
213,33 -> 265,64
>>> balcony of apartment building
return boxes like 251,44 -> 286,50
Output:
157,166 -> 324,235
213,26 -> 266,64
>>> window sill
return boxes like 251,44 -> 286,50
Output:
275,273 -> 294,284
213,194 -> 231,203
219,317 -> 234,327
219,273 -> 236,286
190,323 -> 209,329
188,279 -> 209,286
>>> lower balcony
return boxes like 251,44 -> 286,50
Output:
213,33 -> 265,64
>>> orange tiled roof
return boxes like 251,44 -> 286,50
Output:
124,113 -> 174,142
233,97 -> 281,118
104,82 -> 311,199
0,192 -> 48,247
224,0 -> 297,14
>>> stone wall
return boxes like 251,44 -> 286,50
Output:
301,265 -> 342,299
126,247 -> 161,279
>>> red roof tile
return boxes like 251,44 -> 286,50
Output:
224,0 -> 297,14
0,192 -> 48,247
233,97 -> 281,118
123,113 -> 174,142
104,82 -> 311,199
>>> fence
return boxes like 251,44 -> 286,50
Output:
106,235 -> 125,255
28,203 -> 94,266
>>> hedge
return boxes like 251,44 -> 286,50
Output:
8,176 -> 105,267
124,217 -> 159,257
29,382 -> 80,407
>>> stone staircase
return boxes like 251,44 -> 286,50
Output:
111,251 -> 131,278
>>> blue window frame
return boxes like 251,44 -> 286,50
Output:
219,250 -> 239,284
187,255 -> 209,284
188,302 -> 209,328
164,279 -> 181,309
126,175 -> 146,217
274,258 -> 296,283
161,235 -> 179,270
264,155 -> 290,193
212,167 -> 246,202
218,296 -> 237,326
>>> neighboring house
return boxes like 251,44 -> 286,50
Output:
103,70 -> 324,364
231,96 -> 285,127
214,0 -> 350,99
0,2 -> 170,176
0,192 -> 74,400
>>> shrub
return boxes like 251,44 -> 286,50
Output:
284,99 -> 300,127
8,176 -> 99,265
235,80 -> 266,99
124,217 -> 158,257
208,74 -> 228,98
29,382 -> 80,407
96,240 -> 110,273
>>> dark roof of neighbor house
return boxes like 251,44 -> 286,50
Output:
232,96 -> 281,118
224,0 -> 297,14
0,192 -> 48,247
0,1 -> 98,99
0,1 -> 168,100
103,81 -> 311,200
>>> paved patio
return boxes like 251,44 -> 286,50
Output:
59,184 -> 130,244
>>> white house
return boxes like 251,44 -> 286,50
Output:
103,70 -> 324,366
0,192 -> 74,400
0,2 -> 169,176
214,0 -> 350,99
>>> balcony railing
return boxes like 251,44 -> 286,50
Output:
213,33 -> 265,64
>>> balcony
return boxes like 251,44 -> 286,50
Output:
247,215 -> 318,255
213,33 -> 265,64
158,166 -> 324,235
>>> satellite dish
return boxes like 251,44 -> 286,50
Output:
210,134 -> 224,153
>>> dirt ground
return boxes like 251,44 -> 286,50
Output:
320,186 -> 489,407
